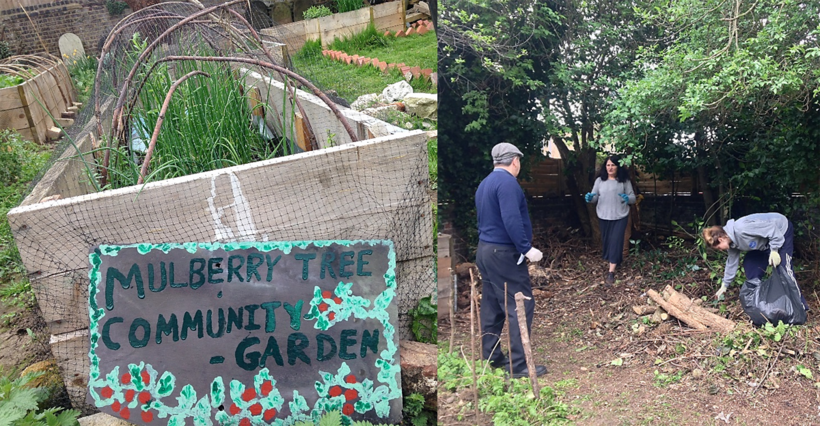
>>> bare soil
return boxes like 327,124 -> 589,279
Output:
439,236 -> 820,426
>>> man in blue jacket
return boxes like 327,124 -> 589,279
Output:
475,142 -> 547,378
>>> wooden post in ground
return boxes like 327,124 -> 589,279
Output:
514,292 -> 540,398
469,269 -> 479,419
505,282 -> 513,380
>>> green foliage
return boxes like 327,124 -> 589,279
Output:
303,5 -> 333,20
437,349 -> 571,425
105,0 -> 128,16
427,137 -> 437,191
335,0 -> 363,14
65,54 -> 97,106
652,370 -> 684,388
0,74 -> 23,89
292,410 -> 375,425
0,371 -> 80,425
0,41 -> 12,60
408,296 -> 437,343
402,393 -> 433,426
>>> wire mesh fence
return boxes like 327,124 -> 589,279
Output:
10,0 -> 434,416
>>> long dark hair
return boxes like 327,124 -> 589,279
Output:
597,155 -> 629,183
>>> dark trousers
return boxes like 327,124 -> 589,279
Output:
743,221 -> 808,309
600,216 -> 629,265
475,241 -> 534,373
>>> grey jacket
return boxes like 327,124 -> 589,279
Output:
721,212 -> 789,287
589,178 -> 636,220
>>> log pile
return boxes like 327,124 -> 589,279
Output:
634,285 -> 735,333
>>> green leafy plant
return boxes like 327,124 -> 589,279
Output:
105,0 -> 128,16
653,369 -> 684,388
402,393 -> 433,426
292,409 -> 375,425
0,370 -> 80,425
335,0 -> 363,14
0,74 -> 23,89
65,54 -> 97,106
408,296 -> 437,343
303,5 -> 332,20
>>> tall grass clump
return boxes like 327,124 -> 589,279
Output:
102,37 -> 294,190
328,24 -> 389,52
335,0 -> 363,13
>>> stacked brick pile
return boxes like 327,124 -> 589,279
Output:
321,20 -> 437,86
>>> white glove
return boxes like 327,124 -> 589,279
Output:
714,286 -> 727,300
525,247 -> 543,263
768,250 -> 781,267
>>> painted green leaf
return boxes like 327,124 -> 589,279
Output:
210,377 -> 225,407
157,372 -> 175,397
178,384 -> 196,409
318,410 -> 342,426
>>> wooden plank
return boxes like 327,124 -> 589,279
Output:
373,1 -> 404,33
0,106 -> 34,130
0,85 -> 23,111
16,83 -> 40,144
10,131 -> 431,334
318,8 -> 371,47
262,20 -> 309,54
294,111 -> 311,151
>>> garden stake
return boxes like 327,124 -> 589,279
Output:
449,274 -> 455,354
505,282 -> 513,380
138,70 -> 210,184
469,268 -> 479,420
514,292 -> 540,398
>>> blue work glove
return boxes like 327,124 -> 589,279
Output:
619,193 -> 629,204
584,193 -> 596,203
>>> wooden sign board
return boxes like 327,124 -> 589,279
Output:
87,241 -> 401,425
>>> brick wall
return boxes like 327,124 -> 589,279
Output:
1,0 -> 127,57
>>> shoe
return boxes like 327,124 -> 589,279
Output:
489,357 -> 510,369
605,272 -> 615,286
511,365 -> 547,379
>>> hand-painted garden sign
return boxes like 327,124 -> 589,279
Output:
87,241 -> 401,425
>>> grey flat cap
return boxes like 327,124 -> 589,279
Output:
492,142 -> 523,162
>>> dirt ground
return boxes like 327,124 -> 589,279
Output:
0,302 -> 51,371
438,237 -> 820,426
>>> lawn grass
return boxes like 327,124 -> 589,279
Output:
292,25 -> 436,103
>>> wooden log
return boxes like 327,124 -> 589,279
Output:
632,305 -> 657,316
661,285 -> 735,333
646,289 -> 707,330
399,340 -> 437,409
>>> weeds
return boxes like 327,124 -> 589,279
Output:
438,349 -> 572,425
335,0 -> 364,13
65,53 -> 97,106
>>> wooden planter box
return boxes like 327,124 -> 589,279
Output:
8,76 -> 433,409
0,61 -> 74,143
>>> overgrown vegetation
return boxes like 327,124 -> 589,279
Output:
0,370 -> 80,425
292,25 -> 436,102
105,0 -> 128,16
0,41 -> 12,60
0,74 -> 24,89
0,131 -> 50,314
402,393 -> 434,426
408,296 -> 437,343
303,5 -> 332,20
335,0 -> 363,14
438,348 -> 572,425
65,53 -> 97,106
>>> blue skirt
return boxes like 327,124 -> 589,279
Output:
600,216 -> 629,265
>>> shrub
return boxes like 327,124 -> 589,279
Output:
303,5 -> 332,20
0,41 -> 12,60
105,0 -> 128,16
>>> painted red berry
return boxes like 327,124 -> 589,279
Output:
322,290 -> 332,299
242,387 -> 257,402
121,373 -> 131,384
329,312 -> 336,321
141,410 -> 153,422
111,401 -> 121,412
101,386 -> 113,399
125,389 -> 135,402
138,391 -> 151,404
239,418 -> 251,426
141,370 -> 150,385
263,409 -> 277,421
319,302 -> 329,312
333,297 -> 342,304
345,374 -> 356,384
329,385 -> 342,397
344,389 -> 358,401
120,407 -> 130,420
249,403 -> 263,416
229,404 -> 241,415
261,381 -> 273,396
343,403 -> 354,416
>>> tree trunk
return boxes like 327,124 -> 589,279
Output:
553,136 -> 599,239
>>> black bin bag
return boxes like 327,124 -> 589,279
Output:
739,265 -> 807,326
